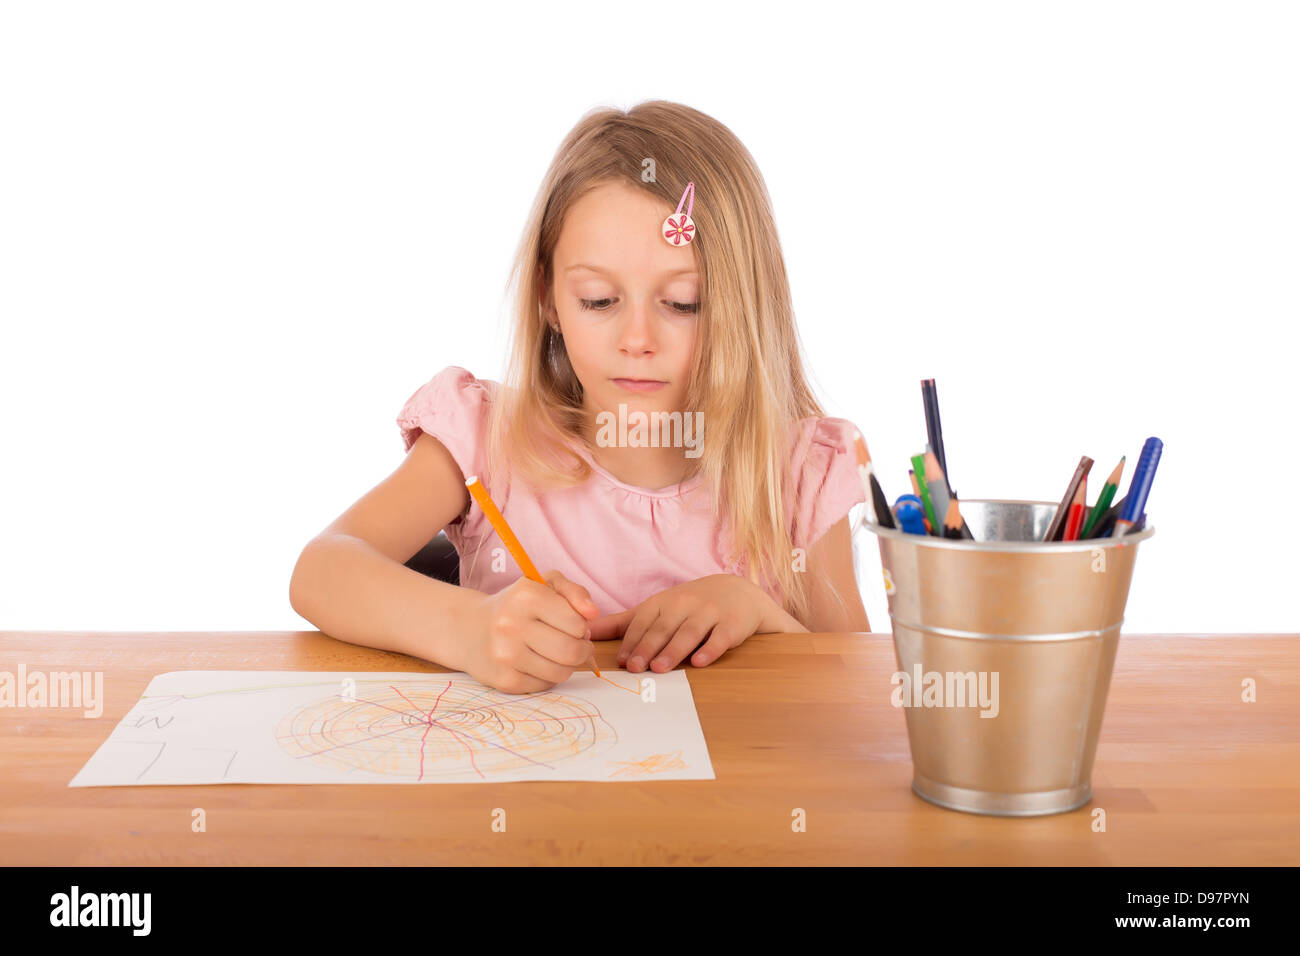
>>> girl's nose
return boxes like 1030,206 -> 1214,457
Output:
617,303 -> 657,355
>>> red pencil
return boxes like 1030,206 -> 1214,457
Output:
1063,477 -> 1087,541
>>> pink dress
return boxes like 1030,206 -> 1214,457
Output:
397,366 -> 866,616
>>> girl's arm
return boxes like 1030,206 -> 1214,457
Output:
289,431 -> 601,693
290,532 -> 483,667
727,515 -> 871,635
288,431 -> 477,667
802,516 -> 872,633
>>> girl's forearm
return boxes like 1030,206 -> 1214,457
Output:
761,599 -> 808,634
743,579 -> 807,634
289,533 -> 479,668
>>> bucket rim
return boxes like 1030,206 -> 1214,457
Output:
860,497 -> 1155,552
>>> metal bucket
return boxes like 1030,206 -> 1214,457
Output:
863,499 -> 1155,816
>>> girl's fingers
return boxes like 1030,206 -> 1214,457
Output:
527,581 -> 591,640
617,605 -> 660,665
689,622 -> 743,668
523,615 -> 596,670
648,616 -> 716,671
544,570 -> 601,621
624,606 -> 690,672
515,632 -> 584,685
496,672 -> 556,695
588,608 -> 634,642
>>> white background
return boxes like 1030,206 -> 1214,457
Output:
2,1 -> 1296,635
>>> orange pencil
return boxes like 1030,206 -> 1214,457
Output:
465,475 -> 600,677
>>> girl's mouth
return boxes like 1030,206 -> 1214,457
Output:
611,378 -> 667,392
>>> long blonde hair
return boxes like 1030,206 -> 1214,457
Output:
485,100 -> 846,626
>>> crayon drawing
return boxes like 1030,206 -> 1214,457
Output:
607,750 -> 690,778
69,670 -> 715,786
277,679 -> 622,780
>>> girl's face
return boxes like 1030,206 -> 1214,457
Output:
546,180 -> 700,423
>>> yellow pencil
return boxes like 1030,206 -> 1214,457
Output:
464,475 -> 600,677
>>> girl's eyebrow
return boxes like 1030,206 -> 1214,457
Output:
565,263 -> 698,278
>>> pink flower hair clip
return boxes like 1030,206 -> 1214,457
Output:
662,181 -> 696,246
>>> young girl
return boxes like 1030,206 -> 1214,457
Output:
289,100 -> 870,695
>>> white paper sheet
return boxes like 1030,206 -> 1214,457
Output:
68,669 -> 715,786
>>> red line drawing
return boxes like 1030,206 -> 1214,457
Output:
275,679 -> 620,780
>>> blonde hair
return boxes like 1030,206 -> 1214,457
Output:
484,100 -> 849,627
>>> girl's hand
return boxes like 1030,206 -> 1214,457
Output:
590,574 -> 797,673
459,571 -> 601,694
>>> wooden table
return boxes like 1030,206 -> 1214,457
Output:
1,631 -> 1296,865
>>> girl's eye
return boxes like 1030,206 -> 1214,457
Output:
577,298 -> 699,315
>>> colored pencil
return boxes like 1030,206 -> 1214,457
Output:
951,494 -> 975,539
923,451 -> 952,534
910,454 -> 939,535
923,450 -> 974,539
466,475 -> 600,677
1062,476 -> 1087,541
1086,492 -> 1127,539
852,432 -> 896,529
921,379 -> 952,496
1044,456 -> 1094,542
907,470 -> 932,533
1080,456 -> 1125,539
943,499 -> 966,539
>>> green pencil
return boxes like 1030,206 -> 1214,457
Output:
910,453 -> 938,535
1081,456 -> 1125,538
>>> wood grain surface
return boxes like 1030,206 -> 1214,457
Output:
1,630 -> 1296,865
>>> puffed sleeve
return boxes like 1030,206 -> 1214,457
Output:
787,417 -> 869,551
396,366 -> 494,527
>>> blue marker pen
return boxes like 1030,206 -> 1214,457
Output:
1113,437 -> 1162,537
893,494 -> 928,536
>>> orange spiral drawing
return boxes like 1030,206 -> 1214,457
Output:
275,679 -> 620,780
